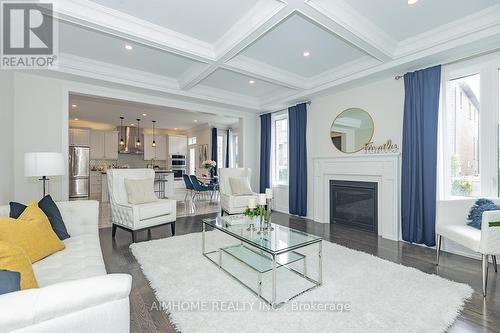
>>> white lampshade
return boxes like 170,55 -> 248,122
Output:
24,152 -> 66,177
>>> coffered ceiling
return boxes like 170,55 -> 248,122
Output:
51,0 -> 500,113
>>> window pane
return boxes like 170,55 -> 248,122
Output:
189,148 -> 196,175
447,73 -> 480,197
233,135 -> 239,168
217,135 -> 224,169
274,118 -> 288,185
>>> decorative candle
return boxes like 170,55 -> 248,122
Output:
265,188 -> 273,199
248,198 -> 256,209
258,193 -> 266,206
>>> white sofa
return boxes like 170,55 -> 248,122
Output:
219,168 -> 258,215
107,169 -> 176,242
436,198 -> 500,297
0,200 -> 132,333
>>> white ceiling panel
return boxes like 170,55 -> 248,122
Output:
238,14 -> 368,78
59,21 -> 203,78
345,0 -> 499,41
88,0 -> 260,43
69,94 -> 238,130
198,69 -> 296,98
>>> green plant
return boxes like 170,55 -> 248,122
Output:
452,178 -> 472,195
243,205 -> 269,220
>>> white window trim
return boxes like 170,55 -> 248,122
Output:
271,111 -> 289,187
439,53 -> 500,199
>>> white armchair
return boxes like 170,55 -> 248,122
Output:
219,168 -> 258,215
107,169 -> 176,242
436,198 -> 500,297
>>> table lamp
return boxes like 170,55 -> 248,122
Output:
24,152 -> 66,197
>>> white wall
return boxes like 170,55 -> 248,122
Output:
0,72 -> 14,205
13,72 -> 68,202
271,76 -> 405,216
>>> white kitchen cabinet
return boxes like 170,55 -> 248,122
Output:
168,135 -> 187,155
101,175 -> 109,202
90,131 -> 105,159
104,131 -> 118,160
144,134 -> 167,160
69,128 -> 90,146
90,130 -> 118,160
89,171 -> 102,201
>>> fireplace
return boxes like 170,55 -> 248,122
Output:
330,180 -> 378,233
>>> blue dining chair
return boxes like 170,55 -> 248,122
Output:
182,174 -> 195,201
189,175 -> 215,201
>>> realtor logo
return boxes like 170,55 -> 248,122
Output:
1,1 -> 58,69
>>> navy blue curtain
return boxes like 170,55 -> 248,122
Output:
211,127 -> 218,176
225,129 -> 231,168
259,113 -> 271,193
401,65 -> 441,246
289,103 -> 308,216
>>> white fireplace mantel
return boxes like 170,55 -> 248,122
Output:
312,154 -> 401,241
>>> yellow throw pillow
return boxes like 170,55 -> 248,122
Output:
0,201 -> 65,263
0,241 -> 38,289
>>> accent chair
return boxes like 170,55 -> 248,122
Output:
436,198 -> 500,297
107,169 -> 176,242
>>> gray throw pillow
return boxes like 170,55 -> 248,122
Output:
0,270 -> 20,295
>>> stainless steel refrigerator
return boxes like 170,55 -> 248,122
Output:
69,146 -> 90,200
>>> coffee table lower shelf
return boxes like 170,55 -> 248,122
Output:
203,241 -> 322,308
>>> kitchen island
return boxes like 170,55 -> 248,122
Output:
90,169 -> 175,201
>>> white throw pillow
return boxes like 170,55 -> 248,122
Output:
229,177 -> 253,195
124,178 -> 158,204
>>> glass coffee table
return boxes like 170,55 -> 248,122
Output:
202,215 -> 323,308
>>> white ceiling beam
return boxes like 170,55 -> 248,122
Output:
52,0 -> 215,63
222,56 -> 306,90
56,53 -> 262,111
298,0 -> 396,61
179,4 -> 296,90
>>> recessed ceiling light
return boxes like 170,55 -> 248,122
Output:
408,0 -> 418,5
194,120 -> 198,123
142,113 -> 147,116
174,128 -> 178,130
74,118 -> 79,121
303,51 -> 310,57
130,123 -> 135,126
71,104 -> 77,108
125,44 -> 133,50
249,80 -> 255,84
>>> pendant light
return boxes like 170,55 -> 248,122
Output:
119,116 -> 125,146
152,120 -> 156,147
136,118 -> 141,147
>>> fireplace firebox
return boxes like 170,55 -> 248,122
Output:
330,180 -> 378,233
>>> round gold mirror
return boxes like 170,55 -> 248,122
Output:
330,108 -> 374,153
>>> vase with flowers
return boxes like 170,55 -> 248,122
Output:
202,160 -> 217,177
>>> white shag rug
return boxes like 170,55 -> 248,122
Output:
130,231 -> 473,333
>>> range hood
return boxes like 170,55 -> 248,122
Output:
118,126 -> 143,154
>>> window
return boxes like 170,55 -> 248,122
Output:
272,114 -> 288,186
217,134 -> 224,169
233,134 -> 239,168
188,136 -> 197,145
440,57 -> 500,199
446,73 -> 480,197
189,147 -> 196,175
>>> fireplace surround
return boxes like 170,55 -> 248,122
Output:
312,154 -> 400,241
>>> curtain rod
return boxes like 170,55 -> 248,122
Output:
394,47 -> 500,80
263,100 -> 312,115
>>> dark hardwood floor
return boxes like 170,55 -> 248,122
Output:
99,212 -> 500,333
